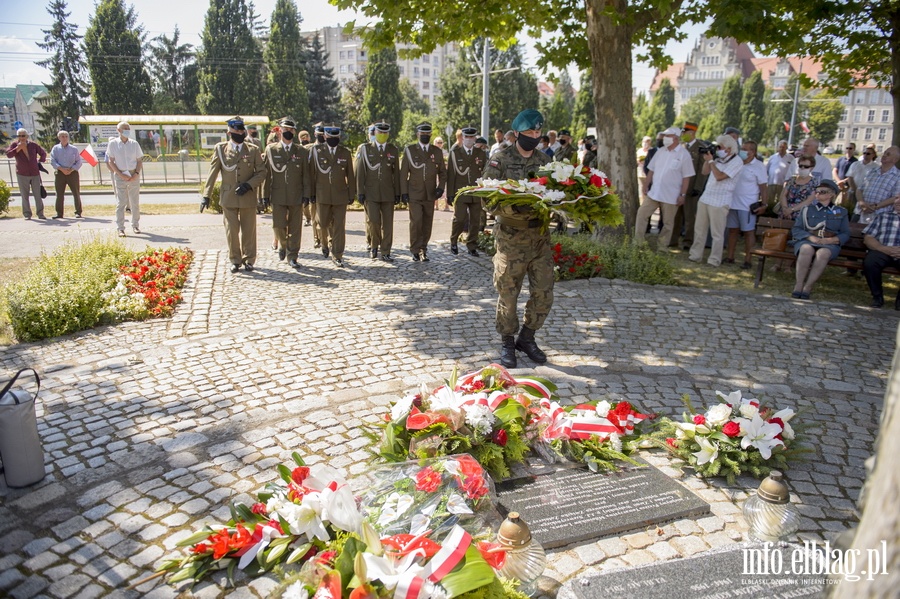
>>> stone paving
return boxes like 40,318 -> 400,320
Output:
0,238 -> 896,599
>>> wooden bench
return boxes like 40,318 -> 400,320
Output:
750,216 -> 900,288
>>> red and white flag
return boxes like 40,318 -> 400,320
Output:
783,122 -> 791,131
799,121 -> 811,133
80,144 -> 99,167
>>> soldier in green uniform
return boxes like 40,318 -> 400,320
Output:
400,122 -> 447,262
202,116 -> 266,273
355,122 -> 401,261
305,124 -> 325,248
262,117 -> 310,269
481,109 -> 553,369
310,125 -> 356,268
448,126 -> 488,256
553,129 -> 576,164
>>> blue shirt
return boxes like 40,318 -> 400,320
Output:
862,166 -> 900,214
50,143 -> 83,170
863,210 -> 900,248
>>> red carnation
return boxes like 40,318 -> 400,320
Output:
767,417 -> 784,430
492,429 -> 508,446
415,467 -> 442,493
722,421 -> 741,438
251,502 -> 267,515
693,414 -> 706,425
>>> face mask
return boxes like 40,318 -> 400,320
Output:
230,132 -> 246,144
662,137 -> 674,148
326,137 -> 340,148
369,135 -> 376,144
537,143 -> 546,150
463,138 -> 475,149
656,139 -> 664,148
516,134 -> 541,152
559,139 -> 567,146
120,130 -> 131,139
739,150 -> 748,161
418,134 -> 431,145
798,167 -> 812,176
316,134 -> 325,144
375,132 -> 389,144
281,130 -> 294,141
716,149 -> 727,159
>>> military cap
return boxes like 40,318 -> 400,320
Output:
324,125 -> 341,137
475,137 -> 488,145
415,122 -> 433,133
313,122 -> 325,133
511,109 -> 544,132
683,121 -> 699,132
816,179 -> 840,194
298,130 -> 310,138
725,126 -> 741,136
461,126 -> 478,136
558,129 -> 571,137
279,117 -> 296,128
226,116 -> 245,129
374,122 -> 391,132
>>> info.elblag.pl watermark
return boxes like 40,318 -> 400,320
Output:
743,541 -> 889,583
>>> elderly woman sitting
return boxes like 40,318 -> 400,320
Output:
790,179 -> 850,300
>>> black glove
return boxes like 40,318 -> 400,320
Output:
200,197 -> 210,212
395,195 -> 402,205
401,193 -> 410,203
310,196 -> 316,204
447,196 -> 454,207
358,194 -> 366,204
235,182 -> 252,196
302,197 -> 310,205
434,187 -> 444,198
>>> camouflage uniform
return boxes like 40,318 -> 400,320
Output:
482,143 -> 553,335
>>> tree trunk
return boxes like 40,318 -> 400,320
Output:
585,0 -> 638,233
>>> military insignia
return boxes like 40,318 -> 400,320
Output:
489,160 -> 499,168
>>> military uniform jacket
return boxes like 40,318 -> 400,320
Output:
355,142 -> 401,202
262,142 -> 310,205
481,144 -> 551,225
447,145 -> 487,203
554,143 -> 576,164
686,140 -> 709,195
400,143 -> 447,202
203,141 -> 266,209
309,144 -> 356,205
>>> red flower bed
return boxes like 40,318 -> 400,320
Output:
552,242 -> 603,281
120,248 -> 193,317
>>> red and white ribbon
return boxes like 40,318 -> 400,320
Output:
539,398 -> 572,440
393,525 -> 472,599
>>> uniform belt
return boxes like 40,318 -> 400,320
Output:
497,216 -> 542,229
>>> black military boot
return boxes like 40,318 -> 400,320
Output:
515,326 -> 547,364
499,335 -> 517,369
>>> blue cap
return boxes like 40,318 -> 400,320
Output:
511,109 -> 544,132
324,126 -> 341,137
227,116 -> 245,129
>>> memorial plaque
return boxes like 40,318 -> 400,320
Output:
561,545 -> 824,599
496,461 -> 709,549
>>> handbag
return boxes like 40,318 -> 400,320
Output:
0,368 -> 45,487
762,229 -> 789,251
40,185 -> 47,199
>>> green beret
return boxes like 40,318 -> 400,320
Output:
511,109 -> 544,132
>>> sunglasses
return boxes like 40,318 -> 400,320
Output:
815,189 -> 833,195
17,134 -> 27,138
864,152 -> 875,156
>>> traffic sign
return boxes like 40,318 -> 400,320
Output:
13,121 -> 22,129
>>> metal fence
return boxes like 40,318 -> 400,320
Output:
2,155 -> 210,189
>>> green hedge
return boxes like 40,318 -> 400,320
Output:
0,180 -> 10,214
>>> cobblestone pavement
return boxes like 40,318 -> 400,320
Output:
0,239 -> 896,598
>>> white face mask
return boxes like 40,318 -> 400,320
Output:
463,138 -> 475,149
120,129 -> 131,139
662,136 -> 674,148
798,167 -> 812,176
716,149 -> 727,159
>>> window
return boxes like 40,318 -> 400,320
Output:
347,50 -> 355,59
885,91 -> 893,104
399,66 -> 404,75
882,109 -> 891,122
855,93 -> 865,104
423,95 -> 431,103
339,51 -> 346,60
359,51 -> 366,59
681,89 -> 688,99
851,127 -> 859,139
690,87 -> 698,97
879,128 -> 888,140
423,55 -> 430,63
854,109 -> 862,122
413,67 -> 420,77
423,68 -> 430,76
433,56 -> 439,66
339,65 -> 347,73
422,81 -> 430,90
837,128 -> 845,138
868,109 -> 876,122
347,64 -> 354,73
841,109 -> 848,122
864,128 -> 873,140
433,83 -> 439,93
840,95 -> 849,104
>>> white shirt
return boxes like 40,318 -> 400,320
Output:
106,136 -> 143,173
732,159 -> 768,210
230,142 -> 244,153
282,142 -> 292,152
788,154 -> 833,181
647,143 -> 695,204
700,154 -> 744,208
766,152 -> 794,185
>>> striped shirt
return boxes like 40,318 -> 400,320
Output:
863,210 -> 900,248
862,166 -> 900,215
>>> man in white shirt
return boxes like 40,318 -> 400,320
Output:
636,126 -> 695,250
726,140 -> 768,268
787,137 -> 834,182
766,139 -> 793,211
106,121 -> 144,236
848,145 -> 880,221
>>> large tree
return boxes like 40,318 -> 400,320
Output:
196,0 -> 266,115
399,79 -> 430,115
147,26 -> 195,113
806,91 -> 844,147
708,74 -> 742,137
265,0 -> 310,124
571,71 -> 595,140
305,33 -> 342,126
712,0 -> 900,145
83,0 -> 151,114
361,47 -> 404,131
543,70 -> 575,133
339,72 -> 368,147
36,0 -> 90,141
765,74 -> 808,147
739,71 -> 766,144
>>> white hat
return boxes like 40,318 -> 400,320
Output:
661,126 -> 681,136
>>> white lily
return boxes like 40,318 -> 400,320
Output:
693,437 -> 719,465
715,390 -> 744,411
771,408 -> 796,440
362,551 -> 426,591
283,582 -> 309,599
321,483 -> 363,533
376,492 -> 415,527
409,502 -> 437,535
429,385 -> 465,416
275,496 -> 329,540
544,189 -> 567,202
736,414 -> 785,459
446,492 -> 474,515
549,162 -> 575,182
391,394 -> 416,421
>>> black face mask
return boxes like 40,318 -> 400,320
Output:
516,134 -> 541,152
281,130 -> 294,141
419,134 -> 431,145
316,134 -> 325,144
559,139 -> 567,146
326,137 -> 340,148
656,139 -> 664,148
230,132 -> 247,144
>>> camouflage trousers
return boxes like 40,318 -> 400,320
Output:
492,223 -> 555,335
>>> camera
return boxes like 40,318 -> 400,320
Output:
698,141 -> 717,156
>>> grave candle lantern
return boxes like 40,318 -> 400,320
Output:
495,511 -> 546,596
742,470 -> 801,542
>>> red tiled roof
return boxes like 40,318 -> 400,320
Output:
651,63 -> 684,91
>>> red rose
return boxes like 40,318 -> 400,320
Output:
722,421 -> 741,437
568,267 -> 576,273
492,429 -> 508,446
251,502 -> 267,515
665,437 -> 678,448
589,174 -> 606,188
405,408 -> 451,430
291,466 -> 310,485
693,414 -> 706,425
415,467 -> 442,492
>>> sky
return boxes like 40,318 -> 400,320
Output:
0,0 -> 707,95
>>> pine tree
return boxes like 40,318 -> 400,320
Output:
148,26 -> 195,113
571,72 -> 595,140
305,33 -> 342,126
711,75 -> 742,137
630,90 -> 647,145
265,0 -> 309,124
361,47 -> 403,131
544,71 -> 574,132
339,72 -> 367,147
36,0 -> 89,141
740,71 -> 766,143
196,0 -> 266,115
83,0 -> 151,114
641,78 -> 675,138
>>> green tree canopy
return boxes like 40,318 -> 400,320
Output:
707,74 -> 741,137
764,74 -> 808,146
305,33 -> 342,127
640,78 -> 675,139
676,87 -> 719,141
806,91 -> 844,147
83,0 -> 151,114
265,0 -> 310,125
147,26 -> 195,114
543,70 -> 574,133
339,72 -> 367,147
361,46 -> 404,132
572,71 -> 595,141
399,79 -> 429,115
36,0 -> 90,142
740,71 -> 766,143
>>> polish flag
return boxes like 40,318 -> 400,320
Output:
799,121 -> 811,133
80,144 -> 99,167
783,122 -> 791,131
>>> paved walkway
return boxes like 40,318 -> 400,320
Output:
0,220 -> 896,598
